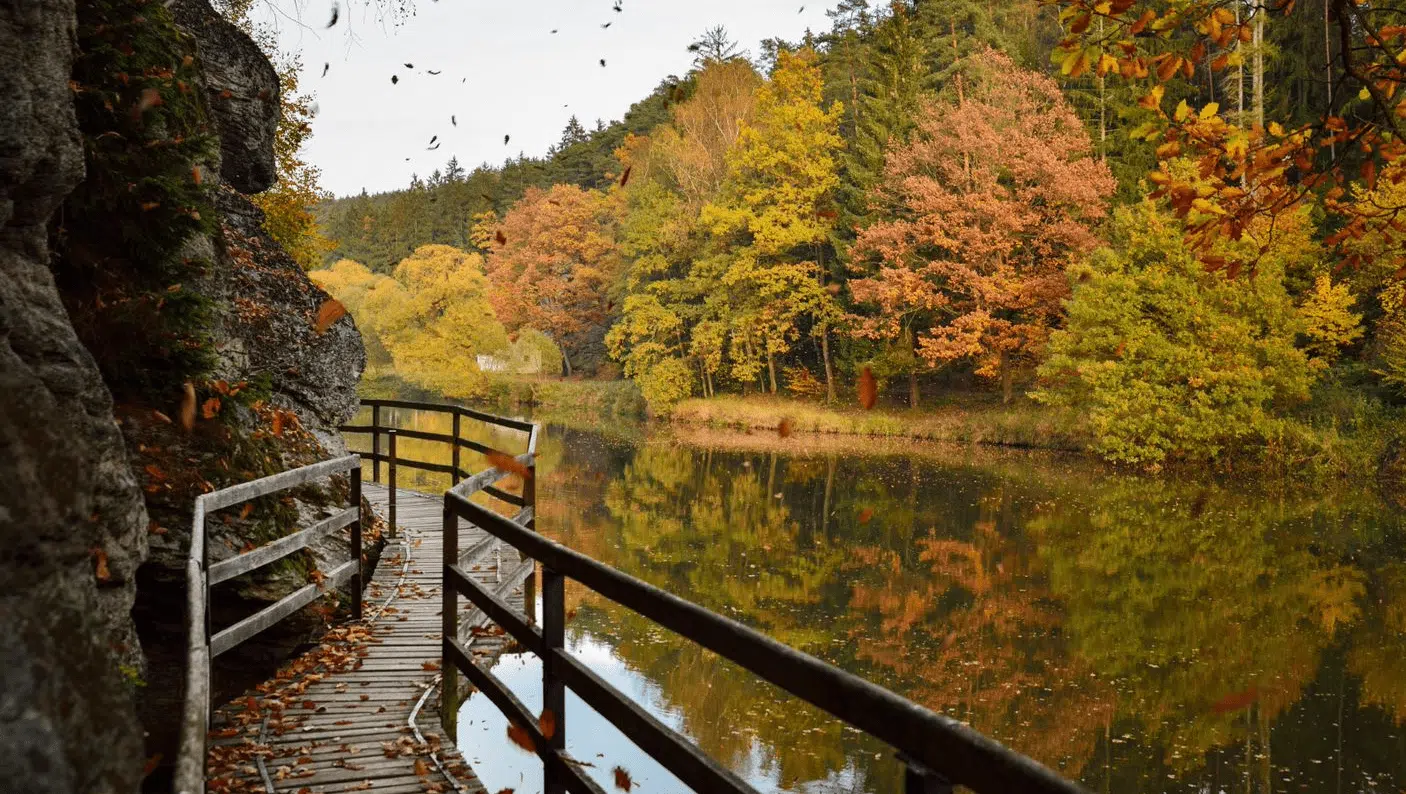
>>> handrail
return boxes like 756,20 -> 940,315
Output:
338,399 -> 539,533
173,454 -> 363,794
439,463 -> 1090,794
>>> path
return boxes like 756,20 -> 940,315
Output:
205,483 -> 532,794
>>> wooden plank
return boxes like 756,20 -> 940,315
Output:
208,507 -> 358,585
210,560 -> 357,657
189,498 -> 207,569
204,455 -> 360,511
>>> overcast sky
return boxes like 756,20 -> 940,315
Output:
257,0 -> 843,197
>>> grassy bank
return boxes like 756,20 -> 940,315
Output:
668,395 -> 1087,451
357,371 -> 646,419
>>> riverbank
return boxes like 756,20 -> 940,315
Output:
668,395 -> 1086,451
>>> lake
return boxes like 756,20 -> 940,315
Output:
350,402 -> 1406,794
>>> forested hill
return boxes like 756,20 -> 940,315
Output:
315,77 -> 673,272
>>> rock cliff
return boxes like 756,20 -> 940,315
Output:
0,0 -> 368,789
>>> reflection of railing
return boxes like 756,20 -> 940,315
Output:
338,398 -> 540,532
174,455 -> 364,794
442,500 -> 1088,793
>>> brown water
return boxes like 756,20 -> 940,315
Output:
350,403 -> 1406,793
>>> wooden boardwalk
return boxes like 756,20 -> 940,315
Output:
205,483 -> 532,794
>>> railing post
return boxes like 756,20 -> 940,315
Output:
349,466 -> 363,621
541,557 -> 566,794
441,500 -> 459,742
900,754 -> 954,794
371,404 -> 381,483
387,429 -> 397,538
522,457 -> 537,625
451,409 -> 462,486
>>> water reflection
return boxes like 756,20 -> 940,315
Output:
347,405 -> 1406,792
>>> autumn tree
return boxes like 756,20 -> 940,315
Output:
1034,199 -> 1320,467
483,184 -> 623,376
849,49 -> 1115,403
701,47 -> 846,394
219,0 -> 333,270
647,59 -> 763,210
355,245 -> 507,398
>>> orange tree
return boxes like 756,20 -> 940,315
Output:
848,49 -> 1115,402
1049,0 -> 1406,275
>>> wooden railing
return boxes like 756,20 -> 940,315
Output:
440,457 -> 1092,794
338,398 -> 540,534
174,454 -> 364,794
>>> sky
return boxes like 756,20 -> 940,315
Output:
258,0 -> 844,197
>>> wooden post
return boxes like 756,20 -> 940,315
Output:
349,466 -> 363,621
441,501 -> 459,742
900,754 -> 953,794
541,553 -> 566,794
371,404 -> 381,483
522,457 -> 537,624
387,429 -> 397,539
451,410 -> 462,486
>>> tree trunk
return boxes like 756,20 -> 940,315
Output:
1000,352 -> 1014,405
767,351 -> 778,394
1252,1 -> 1265,128
561,348 -> 573,377
821,328 -> 836,403
1236,4 -> 1245,127
821,454 -> 835,536
1324,0 -> 1335,160
909,371 -> 919,410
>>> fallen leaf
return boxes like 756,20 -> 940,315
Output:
93,548 -> 112,582
314,298 -> 347,335
507,723 -> 535,753
132,87 -> 163,119
413,759 -> 430,776
538,709 -> 557,740
421,661 -> 440,671
179,381 -> 197,431
613,766 -> 633,792
201,397 -> 220,419
240,503 -> 254,520
857,366 -> 877,410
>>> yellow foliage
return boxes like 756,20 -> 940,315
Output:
1298,274 -> 1363,367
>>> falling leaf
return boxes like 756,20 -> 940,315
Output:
404,63 -> 414,69
132,87 -> 163,120
506,723 -> 535,753
485,451 -> 532,480
619,165 -> 632,187
777,418 -> 793,439
201,397 -> 220,420
314,298 -> 347,334
391,75 -> 399,85
495,230 -> 508,245
857,366 -> 877,410
179,382 -> 197,431
857,507 -> 875,525
240,502 -> 254,520
504,134 -> 511,145
325,1 -> 338,28
152,410 -> 172,424
1211,686 -> 1258,714
612,766 -> 633,792
142,753 -> 163,777
93,548 -> 112,582
538,709 -> 557,740
600,58 -> 607,67
428,69 -> 441,75
191,166 -> 202,185
451,115 -> 457,126
322,62 -> 329,77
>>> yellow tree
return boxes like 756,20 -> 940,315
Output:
309,259 -> 394,369
363,245 -> 508,398
701,47 -> 846,393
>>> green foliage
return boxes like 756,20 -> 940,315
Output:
55,0 -> 220,400
504,328 -> 564,376
1035,201 -> 1318,467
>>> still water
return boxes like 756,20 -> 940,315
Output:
352,404 -> 1406,793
